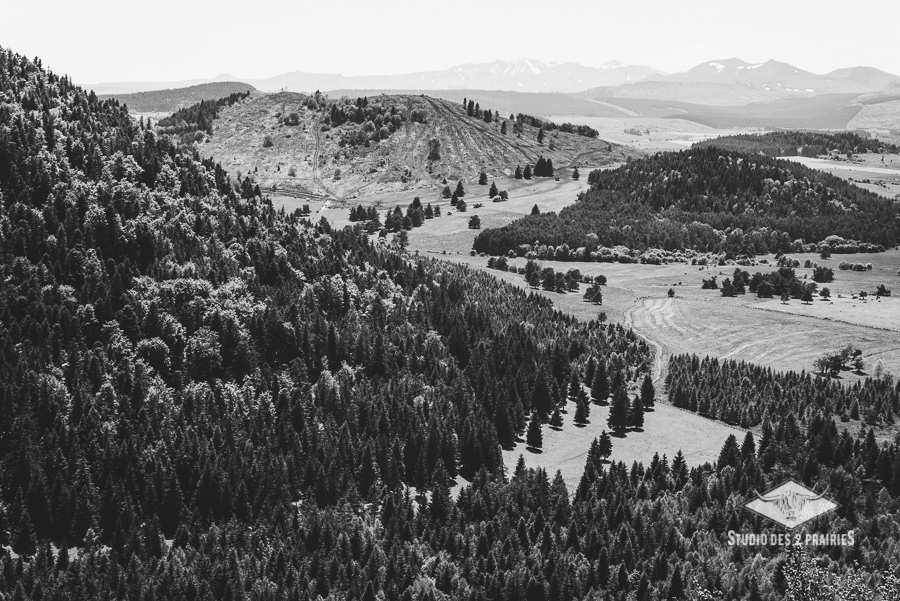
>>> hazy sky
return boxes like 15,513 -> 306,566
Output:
3,0 -> 898,84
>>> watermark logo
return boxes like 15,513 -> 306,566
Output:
743,479 -> 838,529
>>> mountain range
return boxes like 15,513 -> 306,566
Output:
86,58 -> 898,99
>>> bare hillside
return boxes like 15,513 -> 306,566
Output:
201,92 -> 634,200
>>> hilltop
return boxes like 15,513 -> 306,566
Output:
200,92 -> 634,200
473,146 -> 900,256
98,81 -> 256,113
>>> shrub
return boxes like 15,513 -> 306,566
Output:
263,135 -> 274,148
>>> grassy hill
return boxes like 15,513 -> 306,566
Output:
199,92 -> 635,200
99,81 -> 256,113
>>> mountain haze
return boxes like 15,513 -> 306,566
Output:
86,59 -> 664,95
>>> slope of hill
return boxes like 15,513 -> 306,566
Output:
98,81 -> 256,113
693,130 -> 900,157
473,146 -> 900,256
828,65 -> 900,90
199,92 -> 634,200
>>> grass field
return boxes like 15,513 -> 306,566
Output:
501,395 -> 746,491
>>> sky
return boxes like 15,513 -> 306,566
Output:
2,0 -> 898,84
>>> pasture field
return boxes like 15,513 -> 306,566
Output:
501,395 -> 747,491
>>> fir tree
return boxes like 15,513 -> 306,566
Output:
640,373 -> 655,408
549,407 -> 563,429
608,385 -> 629,434
526,411 -> 543,450
591,362 -> 609,405
455,181 -> 465,197
489,181 -> 498,197
629,395 -> 644,430
597,430 -> 613,461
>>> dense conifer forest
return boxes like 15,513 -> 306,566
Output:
3,45 -> 900,600
473,147 -> 899,257
693,131 -> 899,157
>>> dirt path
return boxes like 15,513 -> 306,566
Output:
623,298 -> 670,389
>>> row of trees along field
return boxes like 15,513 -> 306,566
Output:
461,97 -> 600,139
5,46 -> 900,600
693,131 -> 900,158
472,147 -> 899,256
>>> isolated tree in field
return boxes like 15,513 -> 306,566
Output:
629,395 -> 644,430
574,396 -> 589,425
526,411 -> 543,449
583,284 -> 603,304
640,373 -> 655,408
537,127 -> 545,145
479,171 -> 488,185
591,362 -> 609,405
531,203 -> 540,214
514,165 -> 522,179
457,199 -> 467,212
572,167 -> 580,180
597,430 -> 613,461
820,247 -> 832,259
802,288 -> 813,304
501,121 -> 508,134
667,288 -> 675,298
442,185 -> 452,198
523,164 -> 532,179
489,181 -> 498,197
424,203 -> 434,219
455,181 -> 465,196
433,204 -> 441,217
549,407 -> 563,429
451,191 -> 459,206
468,215 -> 481,229
608,384 -> 630,433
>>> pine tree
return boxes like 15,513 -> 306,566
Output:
640,373 -> 655,408
515,165 -> 522,179
550,407 -> 563,429
629,395 -> 644,430
489,181 -> 498,197
523,164 -> 532,179
574,398 -> 589,426
479,171 -> 488,185
572,167 -> 580,180
531,203 -> 539,214
467,100 -> 474,117
567,370 -> 581,401
591,362 -> 609,405
501,121 -> 508,134
608,385 -> 629,434
455,181 -> 465,197
537,128 -> 545,145
526,411 -> 543,450
667,564 -> 686,600
597,431 -> 613,461
532,367 -> 554,419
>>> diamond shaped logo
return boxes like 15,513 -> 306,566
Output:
744,480 -> 838,529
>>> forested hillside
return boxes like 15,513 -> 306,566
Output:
98,81 -> 256,114
474,146 -> 899,256
694,131 -> 899,157
4,45 -> 900,600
